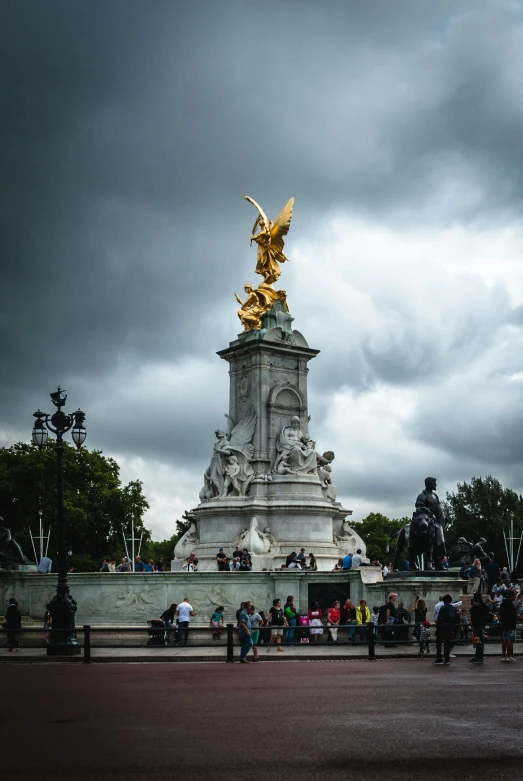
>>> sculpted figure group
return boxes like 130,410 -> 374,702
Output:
200,412 -> 336,502
199,406 -> 257,501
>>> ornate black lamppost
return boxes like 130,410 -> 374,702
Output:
32,387 -> 86,656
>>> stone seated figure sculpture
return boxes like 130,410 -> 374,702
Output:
272,416 -> 317,475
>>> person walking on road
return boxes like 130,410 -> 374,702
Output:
238,602 -> 253,663
175,597 -> 196,646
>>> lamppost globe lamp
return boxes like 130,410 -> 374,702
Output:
32,411 -> 49,448
71,410 -> 87,448
31,387 -> 87,656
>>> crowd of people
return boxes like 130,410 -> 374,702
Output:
98,555 -> 168,572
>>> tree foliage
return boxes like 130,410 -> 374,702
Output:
0,441 -> 150,571
354,512 -> 410,564
446,476 -> 523,567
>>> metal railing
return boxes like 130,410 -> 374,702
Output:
2,620 -> 521,663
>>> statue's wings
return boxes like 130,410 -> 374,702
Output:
270,197 -> 294,255
228,405 -> 256,460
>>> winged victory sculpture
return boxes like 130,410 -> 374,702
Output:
235,196 -> 294,332
199,405 -> 257,501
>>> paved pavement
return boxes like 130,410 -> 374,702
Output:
0,639 -> 518,663
1,659 -> 522,781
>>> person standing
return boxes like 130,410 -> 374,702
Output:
238,602 -> 253,663
37,555 -> 52,573
413,599 -> 427,641
433,594 -> 459,665
433,596 -> 444,622
499,590 -> 517,662
116,557 -> 130,572
267,598 -> 287,652
327,600 -> 341,643
283,595 -> 298,645
355,599 -> 371,641
175,597 -> 196,646
469,592 -> 490,665
485,556 -> 501,593
378,593 -> 398,647
469,559 -> 482,594
418,620 -> 431,656
248,604 -> 262,661
395,600 -> 410,643
5,598 -> 22,651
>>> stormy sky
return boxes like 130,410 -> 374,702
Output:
2,0 -> 523,540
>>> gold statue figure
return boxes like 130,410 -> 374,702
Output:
235,283 -> 288,332
245,195 -> 294,285
235,196 -> 294,332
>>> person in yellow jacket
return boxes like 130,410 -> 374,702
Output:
355,599 -> 371,641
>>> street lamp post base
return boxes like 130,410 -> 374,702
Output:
46,583 -> 81,656
47,641 -> 82,656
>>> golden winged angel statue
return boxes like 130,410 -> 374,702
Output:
234,196 -> 294,332
245,195 -> 294,285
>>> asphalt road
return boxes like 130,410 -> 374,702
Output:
2,659 -> 522,780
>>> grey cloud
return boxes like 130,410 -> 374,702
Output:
2,0 -> 523,534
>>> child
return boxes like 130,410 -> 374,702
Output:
419,619 -> 431,656
210,605 -> 224,641
371,606 -> 379,638
459,609 -> 469,645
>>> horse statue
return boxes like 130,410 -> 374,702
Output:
386,508 -> 439,571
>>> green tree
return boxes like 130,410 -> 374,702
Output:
353,512 -> 410,564
446,476 -> 523,567
0,441 -> 150,571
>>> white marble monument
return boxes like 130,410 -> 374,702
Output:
173,196 -> 365,571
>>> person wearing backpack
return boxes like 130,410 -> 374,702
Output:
433,594 -> 459,665
283,595 -> 298,645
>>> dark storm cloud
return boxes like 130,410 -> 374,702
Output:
2,0 -> 523,528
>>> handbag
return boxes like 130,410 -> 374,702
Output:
299,616 -> 309,627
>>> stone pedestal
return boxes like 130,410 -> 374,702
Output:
174,310 -> 365,571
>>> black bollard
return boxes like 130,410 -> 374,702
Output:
226,623 -> 234,663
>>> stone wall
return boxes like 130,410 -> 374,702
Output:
0,570 -> 463,626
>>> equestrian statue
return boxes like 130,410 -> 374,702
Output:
387,477 -> 448,571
